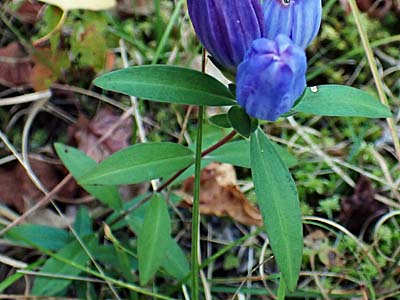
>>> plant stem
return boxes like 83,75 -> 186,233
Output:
191,105 -> 204,299
277,275 -> 287,300
156,130 -> 236,192
105,130 -> 237,230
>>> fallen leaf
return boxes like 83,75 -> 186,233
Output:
339,176 -> 388,235
38,0 -> 116,11
179,163 -> 262,226
0,158 -> 77,214
0,43 -> 32,87
68,107 -> 132,162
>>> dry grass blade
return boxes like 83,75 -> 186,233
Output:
0,90 -> 52,106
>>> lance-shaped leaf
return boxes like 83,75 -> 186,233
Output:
93,65 -> 236,107
137,194 -> 171,285
294,85 -> 392,118
80,142 -> 194,185
55,143 -> 122,210
250,129 -> 302,291
32,235 -> 97,296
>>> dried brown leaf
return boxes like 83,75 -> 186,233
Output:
180,163 -> 262,226
0,158 -> 77,213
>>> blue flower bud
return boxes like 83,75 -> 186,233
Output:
187,0 -> 264,73
263,0 -> 322,48
236,35 -> 307,121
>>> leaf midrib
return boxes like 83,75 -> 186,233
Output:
83,155 -> 194,183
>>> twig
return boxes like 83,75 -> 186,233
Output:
52,83 -> 128,111
106,130 -> 237,228
156,130 -> 237,192
0,90 -> 52,106
119,39 -> 147,143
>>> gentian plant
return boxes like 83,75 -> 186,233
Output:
55,0 -> 392,298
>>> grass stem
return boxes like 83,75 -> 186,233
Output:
191,104 -> 204,299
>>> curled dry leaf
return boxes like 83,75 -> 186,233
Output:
0,43 -> 32,87
179,163 -> 262,226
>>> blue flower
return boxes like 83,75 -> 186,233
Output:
236,35 -> 307,121
263,0 -> 322,48
187,0 -> 264,73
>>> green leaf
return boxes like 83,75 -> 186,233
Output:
294,85 -> 392,118
79,142 -> 195,185
209,113 -> 231,128
32,235 -> 97,296
227,106 -> 252,138
74,206 -> 92,237
6,225 -> 72,251
137,194 -> 171,285
208,140 -> 298,168
54,143 -> 122,210
250,129 -> 302,291
161,238 -> 190,281
93,65 -> 236,106
94,245 -> 138,270
113,194 -> 151,231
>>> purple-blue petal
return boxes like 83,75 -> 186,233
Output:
187,0 -> 264,72
263,0 -> 322,48
237,35 -> 307,121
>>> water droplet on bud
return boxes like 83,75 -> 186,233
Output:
310,86 -> 318,93
282,0 -> 291,6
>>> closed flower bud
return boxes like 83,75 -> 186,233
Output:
236,35 -> 307,121
263,0 -> 322,48
187,0 -> 264,73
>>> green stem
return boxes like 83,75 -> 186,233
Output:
191,105 -> 204,299
151,0 -> 184,64
277,275 -> 287,300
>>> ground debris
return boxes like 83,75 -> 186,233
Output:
0,158 -> 77,213
68,107 -> 132,162
179,163 -> 262,226
339,176 -> 388,235
0,42 -> 32,87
